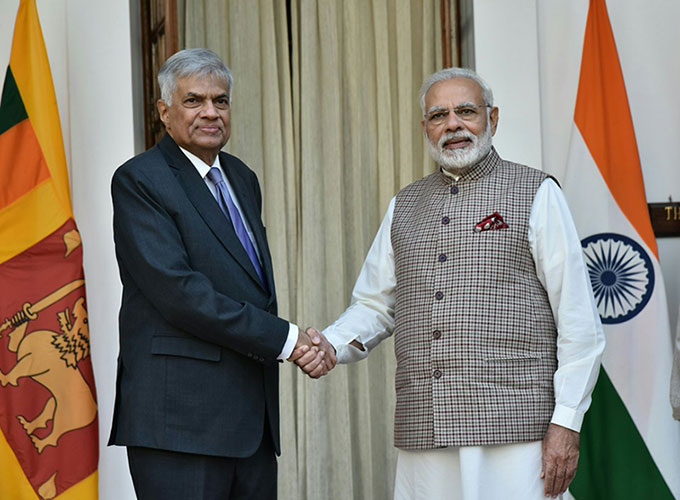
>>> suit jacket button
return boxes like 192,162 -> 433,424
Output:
433,369 -> 442,379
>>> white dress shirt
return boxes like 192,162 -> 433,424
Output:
324,177 -> 605,432
179,147 -> 299,360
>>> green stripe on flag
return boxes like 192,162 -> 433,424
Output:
0,67 -> 28,136
570,367 -> 673,499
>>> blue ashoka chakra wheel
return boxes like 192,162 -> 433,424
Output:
581,233 -> 654,324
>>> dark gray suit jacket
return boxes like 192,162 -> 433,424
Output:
108,133 -> 289,457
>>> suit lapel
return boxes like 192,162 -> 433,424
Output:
219,153 -> 276,296
158,135 -> 266,291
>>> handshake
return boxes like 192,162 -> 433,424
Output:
288,327 -> 337,378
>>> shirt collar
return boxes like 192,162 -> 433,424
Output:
178,146 -> 221,179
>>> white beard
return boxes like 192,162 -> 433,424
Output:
426,122 -> 493,173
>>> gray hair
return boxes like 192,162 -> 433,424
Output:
158,48 -> 233,105
419,67 -> 494,114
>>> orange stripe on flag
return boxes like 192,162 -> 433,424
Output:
0,119 -> 51,211
573,0 -> 657,256
9,0 -> 71,217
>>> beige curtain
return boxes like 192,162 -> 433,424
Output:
180,1 -> 452,498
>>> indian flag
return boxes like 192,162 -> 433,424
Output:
563,0 -> 680,498
0,1 -> 98,499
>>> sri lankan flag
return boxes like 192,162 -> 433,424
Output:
562,0 -> 680,498
0,1 -> 98,499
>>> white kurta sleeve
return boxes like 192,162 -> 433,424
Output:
529,178 -> 605,432
324,197 -> 397,363
671,308 -> 680,420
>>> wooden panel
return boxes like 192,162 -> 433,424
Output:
649,202 -> 680,238
141,0 -> 178,149
165,0 -> 178,58
441,0 -> 452,67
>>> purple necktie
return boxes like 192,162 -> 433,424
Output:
207,167 -> 266,286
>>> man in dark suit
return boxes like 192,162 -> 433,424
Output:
109,48 -> 334,499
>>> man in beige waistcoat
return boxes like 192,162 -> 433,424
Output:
294,68 -> 605,499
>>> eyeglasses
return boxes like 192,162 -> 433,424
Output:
424,104 -> 491,126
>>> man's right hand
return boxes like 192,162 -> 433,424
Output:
288,327 -> 317,359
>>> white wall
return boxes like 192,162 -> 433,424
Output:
472,0 -> 543,170
0,1 -> 137,498
473,0 -> 680,330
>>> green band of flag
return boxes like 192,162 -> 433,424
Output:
0,67 -> 27,136
570,367 -> 673,499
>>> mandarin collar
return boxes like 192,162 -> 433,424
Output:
436,147 -> 500,185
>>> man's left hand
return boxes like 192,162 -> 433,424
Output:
541,423 -> 579,498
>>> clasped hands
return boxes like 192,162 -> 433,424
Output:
288,327 -> 336,378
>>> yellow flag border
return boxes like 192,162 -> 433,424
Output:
0,430 -> 98,499
1,0 -> 72,262
8,0 -> 72,218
